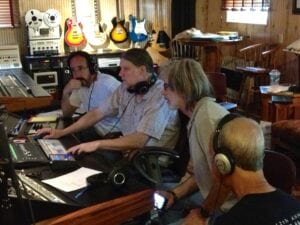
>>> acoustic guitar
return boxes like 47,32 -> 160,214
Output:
64,0 -> 86,47
110,0 -> 128,43
85,0 -> 108,48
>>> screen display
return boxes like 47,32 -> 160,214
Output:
154,193 -> 167,210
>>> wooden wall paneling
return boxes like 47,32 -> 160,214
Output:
195,0 -> 207,32
0,0 -> 299,84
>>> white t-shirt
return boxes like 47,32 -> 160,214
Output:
69,72 -> 121,136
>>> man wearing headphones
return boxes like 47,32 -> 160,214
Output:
157,59 -> 236,225
36,48 -> 178,161
212,116 -> 300,225
61,51 -> 121,141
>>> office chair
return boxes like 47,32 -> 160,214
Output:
133,112 -> 190,184
263,150 -> 297,194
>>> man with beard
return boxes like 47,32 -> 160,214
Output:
61,51 -> 121,141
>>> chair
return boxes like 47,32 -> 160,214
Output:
206,72 -> 237,111
263,150 -> 297,194
170,39 -> 201,60
236,43 -> 280,116
271,119 -> 300,159
133,111 -> 190,184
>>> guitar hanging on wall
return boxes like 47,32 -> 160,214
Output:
129,0 -> 148,45
110,0 -> 128,44
85,0 -> 108,49
64,0 -> 86,48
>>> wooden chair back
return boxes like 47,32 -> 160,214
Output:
170,39 -> 201,60
238,43 -> 264,67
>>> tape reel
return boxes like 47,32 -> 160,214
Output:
25,9 -> 43,30
25,8 -> 61,30
43,9 -> 61,28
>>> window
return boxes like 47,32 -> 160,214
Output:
0,0 -> 20,28
221,0 -> 270,25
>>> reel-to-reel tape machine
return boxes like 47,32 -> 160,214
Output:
25,9 -> 62,55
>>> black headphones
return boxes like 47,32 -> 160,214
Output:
213,113 -> 240,176
86,159 -> 130,188
127,73 -> 157,95
67,51 -> 98,75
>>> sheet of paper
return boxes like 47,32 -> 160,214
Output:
268,85 -> 290,93
29,115 -> 58,123
42,167 -> 102,192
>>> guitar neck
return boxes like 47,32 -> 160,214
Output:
94,0 -> 100,23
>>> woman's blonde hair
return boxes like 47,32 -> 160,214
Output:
160,58 -> 213,110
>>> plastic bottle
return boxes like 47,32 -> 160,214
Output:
269,69 -> 281,85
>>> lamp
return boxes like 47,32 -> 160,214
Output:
156,30 -> 171,48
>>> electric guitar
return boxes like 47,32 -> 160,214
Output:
64,0 -> 86,47
65,19 -> 86,47
85,0 -> 108,48
129,15 -> 148,43
110,0 -> 128,43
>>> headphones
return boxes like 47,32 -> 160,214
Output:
127,73 -> 157,95
67,51 -> 98,75
213,113 -> 240,176
86,159 -> 130,188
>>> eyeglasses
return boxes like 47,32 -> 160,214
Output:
163,83 -> 170,90
70,65 -> 89,73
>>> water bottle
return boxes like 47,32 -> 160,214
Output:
269,69 -> 281,85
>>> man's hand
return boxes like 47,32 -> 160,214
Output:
181,208 -> 209,225
63,79 -> 82,96
156,190 -> 177,209
67,141 -> 100,155
35,128 -> 64,139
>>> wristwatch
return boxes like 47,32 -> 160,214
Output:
199,205 -> 211,218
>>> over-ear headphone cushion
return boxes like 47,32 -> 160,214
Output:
88,57 -> 98,74
214,148 -> 235,175
127,74 -> 157,95
213,113 -> 240,175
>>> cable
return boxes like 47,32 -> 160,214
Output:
209,177 -> 224,225
87,81 -> 96,111
103,94 -> 135,137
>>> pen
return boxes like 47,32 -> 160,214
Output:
74,186 -> 89,199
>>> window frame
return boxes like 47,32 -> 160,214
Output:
222,0 -> 270,25
0,0 -> 20,28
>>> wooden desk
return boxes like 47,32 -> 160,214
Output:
37,189 -> 154,225
260,86 -> 300,122
0,69 -> 53,112
179,37 -> 242,72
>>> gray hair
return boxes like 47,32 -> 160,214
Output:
159,58 -> 214,110
219,117 -> 265,171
